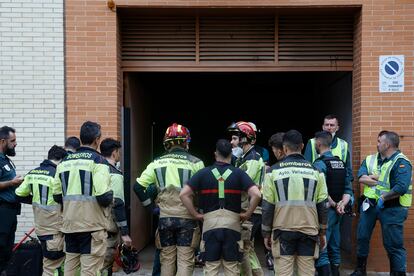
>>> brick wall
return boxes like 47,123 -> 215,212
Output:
64,0 -> 414,272
65,0 -> 120,139
0,0 -> 64,240
358,1 -> 414,272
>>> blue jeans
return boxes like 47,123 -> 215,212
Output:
316,208 -> 341,267
356,201 -> 379,257
378,207 -> 408,272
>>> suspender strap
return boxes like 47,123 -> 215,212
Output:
211,168 -> 232,208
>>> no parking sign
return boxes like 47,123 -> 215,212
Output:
379,55 -> 404,92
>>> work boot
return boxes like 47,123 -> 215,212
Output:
316,264 -> 330,276
390,272 -> 406,276
265,251 -> 274,270
331,264 -> 340,276
350,256 -> 367,276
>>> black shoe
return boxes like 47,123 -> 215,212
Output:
350,270 -> 366,276
316,264 -> 330,276
265,251 -> 274,270
350,256 -> 367,276
390,272 -> 406,276
194,251 -> 205,267
331,264 -> 340,276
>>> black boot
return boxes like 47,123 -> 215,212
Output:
265,250 -> 274,270
331,264 -> 340,276
390,272 -> 406,276
350,256 -> 367,276
316,264 -> 330,276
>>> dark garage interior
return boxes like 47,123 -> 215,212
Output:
123,71 -> 353,251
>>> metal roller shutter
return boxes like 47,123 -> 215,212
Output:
120,12 -> 354,71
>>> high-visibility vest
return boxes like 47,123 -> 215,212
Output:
15,160 -> 62,236
53,147 -> 111,233
268,158 -> 328,236
136,148 -> 204,219
310,137 -> 348,163
375,152 -> 412,207
362,153 -> 380,200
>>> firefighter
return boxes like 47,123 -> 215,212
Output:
99,138 -> 132,276
52,121 -> 113,276
227,122 -> 243,164
228,121 -> 264,276
264,132 -> 286,270
268,132 -> 286,162
180,139 -> 261,276
262,130 -> 328,276
313,131 -> 352,276
64,136 -> 80,154
15,145 -> 67,276
248,122 -> 270,165
134,123 -> 204,276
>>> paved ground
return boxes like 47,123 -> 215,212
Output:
113,243 -> 414,276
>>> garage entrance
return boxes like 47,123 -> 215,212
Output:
118,6 -> 358,254
123,71 -> 353,250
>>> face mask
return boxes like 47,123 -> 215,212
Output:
331,132 -> 336,138
116,161 -> 121,170
232,147 -> 243,158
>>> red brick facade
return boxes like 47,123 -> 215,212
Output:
65,0 -> 414,272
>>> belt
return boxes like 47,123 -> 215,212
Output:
0,201 -> 20,209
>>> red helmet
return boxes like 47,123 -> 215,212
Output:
236,121 -> 256,143
163,123 -> 191,147
114,243 -> 141,274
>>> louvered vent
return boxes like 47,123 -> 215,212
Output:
199,17 -> 275,62
120,12 -> 354,70
121,17 -> 196,61
278,15 -> 354,61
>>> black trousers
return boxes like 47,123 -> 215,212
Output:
64,232 -> 94,254
202,228 -> 242,262
274,230 -> 318,256
0,206 -> 18,273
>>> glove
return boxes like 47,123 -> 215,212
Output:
147,184 -> 159,201
376,196 -> 385,211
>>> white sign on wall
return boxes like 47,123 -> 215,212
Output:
379,55 -> 404,92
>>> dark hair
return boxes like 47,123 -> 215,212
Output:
324,114 -> 339,125
268,132 -> 285,150
0,126 -> 16,140
383,131 -> 400,148
315,131 -> 332,147
65,136 -> 81,150
216,139 -> 232,158
282,130 -> 303,152
80,121 -> 101,145
100,138 -> 121,158
378,130 -> 389,137
48,145 -> 67,161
